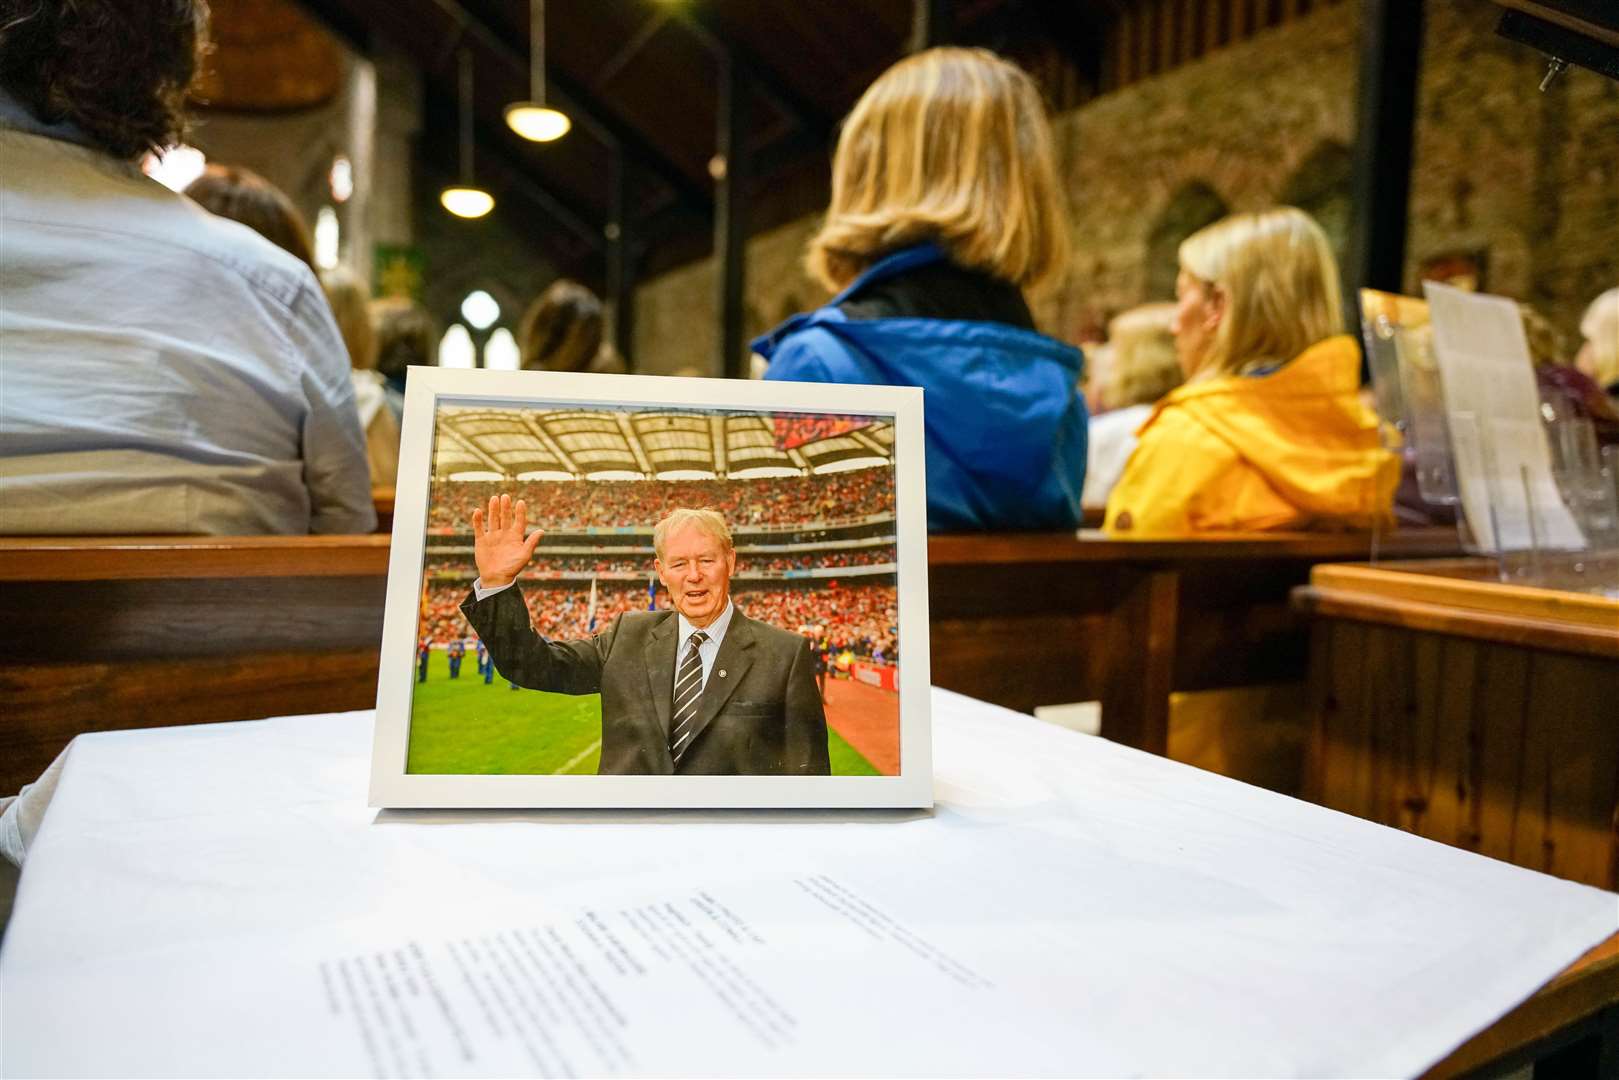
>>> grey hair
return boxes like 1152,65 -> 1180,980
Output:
653,508 -> 732,560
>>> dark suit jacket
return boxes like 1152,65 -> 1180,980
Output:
460,587 -> 831,776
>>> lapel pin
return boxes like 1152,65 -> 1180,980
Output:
719,669 -> 727,678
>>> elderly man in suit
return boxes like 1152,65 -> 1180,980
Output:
461,495 -> 830,775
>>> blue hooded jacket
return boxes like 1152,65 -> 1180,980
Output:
753,244 -> 1088,532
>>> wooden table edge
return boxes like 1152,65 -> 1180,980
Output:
1292,584 -> 1619,659
1311,561 -> 1619,630
1422,931 -> 1619,1077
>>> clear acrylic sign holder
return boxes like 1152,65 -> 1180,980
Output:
1362,288 -> 1619,598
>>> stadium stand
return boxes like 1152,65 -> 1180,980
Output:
425,472 -> 895,530
417,463 -> 901,671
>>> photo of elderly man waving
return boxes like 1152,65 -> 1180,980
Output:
461,495 -> 831,775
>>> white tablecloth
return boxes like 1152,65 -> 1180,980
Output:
1,689 -> 1614,1078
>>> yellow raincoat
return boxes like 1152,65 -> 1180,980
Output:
1103,335 -> 1397,536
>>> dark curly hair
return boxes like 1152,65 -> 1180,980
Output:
0,0 -> 208,160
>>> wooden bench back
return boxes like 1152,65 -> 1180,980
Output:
0,535 -> 391,793
928,528 -> 1464,750
0,527 -> 1462,794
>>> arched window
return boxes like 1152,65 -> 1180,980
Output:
314,206 -> 340,271
484,327 -> 520,370
439,289 -> 519,369
1145,182 -> 1229,300
438,323 -> 475,368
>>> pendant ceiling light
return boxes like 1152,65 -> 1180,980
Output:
441,48 -> 494,219
505,0 -> 571,142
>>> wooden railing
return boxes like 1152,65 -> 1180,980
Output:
0,527 -> 1462,795
0,535 -> 391,794
1293,558 -> 1619,891
928,528 -> 1463,754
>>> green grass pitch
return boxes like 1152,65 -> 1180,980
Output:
406,651 -> 878,776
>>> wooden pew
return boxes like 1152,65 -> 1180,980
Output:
1,528 -> 1461,797
1294,558 -> 1619,890
927,529 -> 1463,760
0,535 -> 390,794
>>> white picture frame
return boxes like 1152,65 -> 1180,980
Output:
369,366 -> 933,809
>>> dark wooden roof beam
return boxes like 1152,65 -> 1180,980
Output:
432,0 -> 713,217
592,10 -> 675,93
303,0 -> 713,218
1025,0 -> 1112,88
676,10 -> 838,144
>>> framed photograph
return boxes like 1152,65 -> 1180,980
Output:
369,367 -> 932,809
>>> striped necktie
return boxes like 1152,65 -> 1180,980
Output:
670,629 -> 709,768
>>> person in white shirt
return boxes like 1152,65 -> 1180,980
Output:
1081,303 -> 1184,511
0,0 -> 374,535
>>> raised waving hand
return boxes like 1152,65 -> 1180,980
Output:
471,493 -> 544,590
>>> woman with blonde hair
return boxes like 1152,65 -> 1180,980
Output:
1081,303 -> 1182,509
323,269 -> 400,487
754,47 -> 1086,531
1104,208 -> 1397,535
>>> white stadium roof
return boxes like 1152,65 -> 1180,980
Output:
433,406 -> 895,482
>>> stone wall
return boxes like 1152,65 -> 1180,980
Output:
631,0 -> 1619,374
634,215 -> 823,376
1405,0 -> 1619,342
1045,1 -> 1360,339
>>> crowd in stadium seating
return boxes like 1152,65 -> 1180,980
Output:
744,584 -> 899,665
419,582 -> 899,665
752,549 -> 896,570
422,546 -> 897,578
424,557 -> 646,576
427,470 -> 894,530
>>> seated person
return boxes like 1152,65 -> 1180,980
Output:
753,47 -> 1087,532
187,166 -> 407,486
1081,304 -> 1181,510
371,297 -> 436,422
520,279 -> 626,373
323,269 -> 401,487
0,0 -> 373,534
1575,287 -> 1618,402
1105,208 -> 1397,536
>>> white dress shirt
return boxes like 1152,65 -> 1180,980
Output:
674,599 -> 735,695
